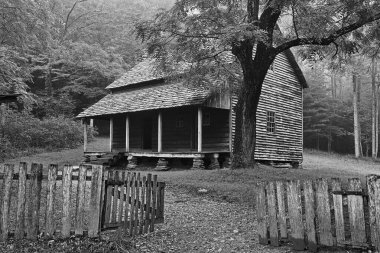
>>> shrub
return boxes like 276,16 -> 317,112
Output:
1,111 -> 87,159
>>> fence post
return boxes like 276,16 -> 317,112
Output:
139,176 -> 146,234
75,165 -> 87,236
15,163 -> 27,240
117,172 -> 125,224
88,165 -> 104,238
129,173 -> 136,236
144,174 -> 152,234
150,174 -> 157,233
315,178 -> 333,247
27,163 -> 42,240
367,175 -> 380,250
111,171 -> 120,223
348,178 -> 366,245
1,164 -> 14,241
266,181 -> 279,246
331,178 -> 344,245
62,165 -> 73,238
256,182 -> 268,245
45,164 -> 58,237
124,172 -> 131,233
104,171 -> 114,225
287,180 -> 305,250
303,180 -> 317,252
276,181 -> 287,239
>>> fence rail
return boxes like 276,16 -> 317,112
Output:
0,162 -> 165,241
256,176 -> 380,252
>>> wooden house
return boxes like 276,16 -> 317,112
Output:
77,50 -> 307,169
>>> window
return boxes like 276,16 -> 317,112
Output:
176,117 -> 184,128
267,111 -> 275,133
203,112 -> 211,126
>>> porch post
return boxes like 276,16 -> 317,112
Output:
125,115 -> 130,152
109,117 -> 113,152
197,107 -> 202,152
158,111 -> 162,152
82,119 -> 88,152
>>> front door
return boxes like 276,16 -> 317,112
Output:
142,117 -> 152,150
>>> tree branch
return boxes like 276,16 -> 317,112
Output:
62,0 -> 87,40
274,12 -> 380,55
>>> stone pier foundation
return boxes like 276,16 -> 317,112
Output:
191,158 -> 205,170
208,153 -> 220,170
126,155 -> 138,170
155,158 -> 170,171
222,157 -> 232,169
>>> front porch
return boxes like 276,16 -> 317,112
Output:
82,106 -> 231,169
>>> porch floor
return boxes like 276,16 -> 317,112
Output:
84,150 -> 230,158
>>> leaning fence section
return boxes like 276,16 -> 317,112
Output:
256,176 -> 380,252
101,171 -> 165,237
0,162 -> 165,241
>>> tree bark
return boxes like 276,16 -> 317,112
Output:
372,57 -> 378,158
232,42 -> 272,167
353,74 -> 360,158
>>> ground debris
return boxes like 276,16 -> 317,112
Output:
0,235 -> 130,253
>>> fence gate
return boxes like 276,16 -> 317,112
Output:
256,176 -> 380,252
101,170 -> 165,236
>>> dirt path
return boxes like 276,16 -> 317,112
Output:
129,186 -> 290,253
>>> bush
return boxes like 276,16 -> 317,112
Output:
1,111 -> 86,159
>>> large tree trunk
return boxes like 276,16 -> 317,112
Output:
232,42 -> 271,167
372,57 -> 378,158
353,74 -> 361,158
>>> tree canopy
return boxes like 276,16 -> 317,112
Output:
135,0 -> 380,166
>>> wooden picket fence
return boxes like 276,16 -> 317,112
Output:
256,176 -> 380,252
101,170 -> 165,237
0,162 -> 165,241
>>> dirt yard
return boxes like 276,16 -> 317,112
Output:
2,144 -> 380,252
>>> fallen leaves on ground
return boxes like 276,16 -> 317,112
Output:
126,186 -> 290,253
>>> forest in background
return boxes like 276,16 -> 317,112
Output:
1,0 -> 380,160
303,53 -> 380,157
0,0 -> 174,159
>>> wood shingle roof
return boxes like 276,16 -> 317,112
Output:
77,82 -> 210,118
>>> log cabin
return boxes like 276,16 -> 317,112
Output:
77,50 -> 307,169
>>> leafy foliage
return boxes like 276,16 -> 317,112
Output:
0,110 -> 89,160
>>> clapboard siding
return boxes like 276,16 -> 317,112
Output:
202,108 -> 230,151
231,51 -> 303,162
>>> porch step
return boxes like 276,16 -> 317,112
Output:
83,152 -> 126,166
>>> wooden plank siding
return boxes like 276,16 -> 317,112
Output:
231,51 -> 303,162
